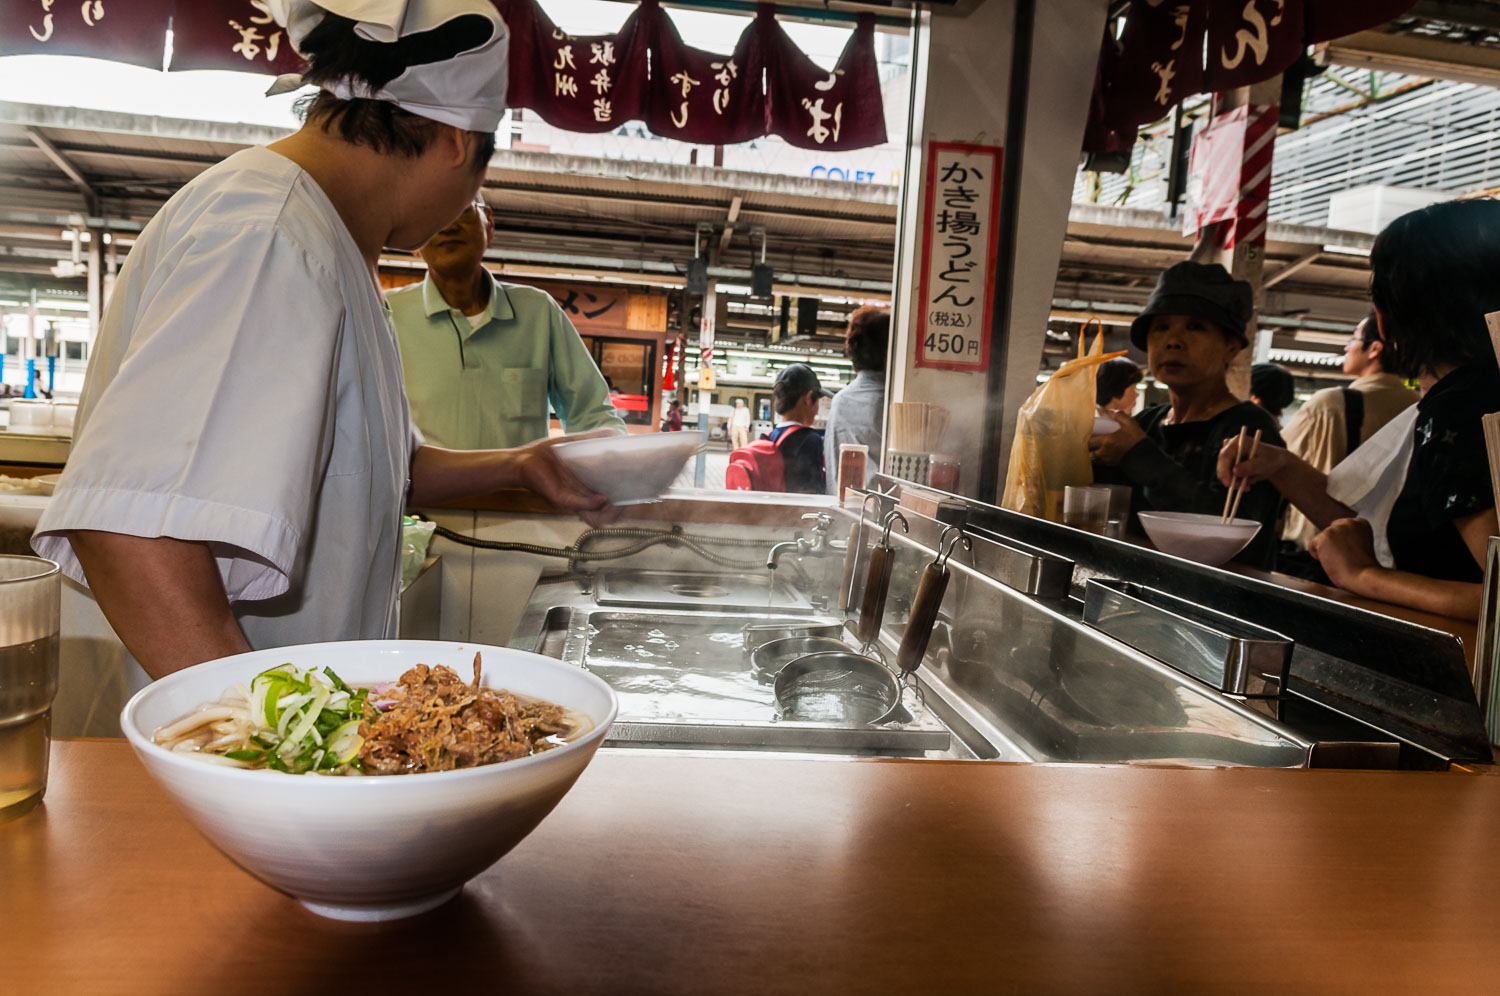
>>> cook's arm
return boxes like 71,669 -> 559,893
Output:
68,531 -> 251,680
408,437 -> 618,525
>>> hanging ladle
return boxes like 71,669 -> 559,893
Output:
774,522 -> 969,726
751,510 -> 908,683
839,484 -> 899,611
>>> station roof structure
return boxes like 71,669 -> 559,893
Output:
0,99 -> 1377,357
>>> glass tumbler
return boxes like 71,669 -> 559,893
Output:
1062,485 -> 1111,535
0,556 -> 61,823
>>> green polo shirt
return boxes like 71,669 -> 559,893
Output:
388,273 -> 626,450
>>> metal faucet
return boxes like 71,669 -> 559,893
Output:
767,512 -> 836,570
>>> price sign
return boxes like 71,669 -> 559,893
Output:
914,142 -> 1002,371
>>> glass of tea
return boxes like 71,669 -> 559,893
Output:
0,556 -> 60,823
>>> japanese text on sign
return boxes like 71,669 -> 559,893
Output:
915,143 -> 1002,372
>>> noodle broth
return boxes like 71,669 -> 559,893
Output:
153,659 -> 594,775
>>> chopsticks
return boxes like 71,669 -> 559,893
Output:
1221,427 -> 1262,524
889,403 -> 951,452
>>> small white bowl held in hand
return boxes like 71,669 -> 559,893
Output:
1137,510 -> 1261,567
1092,415 -> 1120,436
552,432 -> 700,504
120,641 -> 618,922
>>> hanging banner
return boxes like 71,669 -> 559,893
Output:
497,0 -> 886,151
914,142 -> 1002,373
0,0 -> 171,67
168,1 -> 306,75
1083,0 -> 1420,155
1202,0 -> 1305,93
499,0 -> 652,134
642,0 -> 764,146
0,0 -> 885,150
753,4 -> 887,151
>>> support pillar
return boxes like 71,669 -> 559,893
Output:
87,227 -> 103,338
888,0 -> 1109,502
1190,76 -> 1283,400
692,276 -> 716,487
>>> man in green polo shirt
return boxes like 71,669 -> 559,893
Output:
388,200 -> 627,449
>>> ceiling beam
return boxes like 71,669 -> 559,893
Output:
720,194 -> 743,252
25,127 -> 98,216
1315,29 -> 1500,89
1262,249 -> 1322,288
1408,1 -> 1500,34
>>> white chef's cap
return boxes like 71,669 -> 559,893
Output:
267,0 -> 508,133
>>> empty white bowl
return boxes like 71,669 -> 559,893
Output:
553,432 -> 700,504
120,640 -> 617,921
1092,415 -> 1120,435
1137,510 -> 1261,567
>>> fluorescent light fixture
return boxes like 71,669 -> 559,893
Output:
1320,243 -> 1370,257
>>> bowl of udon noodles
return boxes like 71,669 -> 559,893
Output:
120,640 -> 617,922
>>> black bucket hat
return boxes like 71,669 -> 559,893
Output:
1129,261 -> 1253,350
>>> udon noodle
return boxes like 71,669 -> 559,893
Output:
153,653 -> 589,775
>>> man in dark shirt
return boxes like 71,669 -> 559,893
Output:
1090,261 -> 1285,567
768,363 -> 830,494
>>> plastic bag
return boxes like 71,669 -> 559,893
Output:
401,516 -> 437,588
1001,322 -> 1127,521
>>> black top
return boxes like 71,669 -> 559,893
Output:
1108,400 -> 1286,568
769,424 -> 826,494
1384,362 -> 1500,583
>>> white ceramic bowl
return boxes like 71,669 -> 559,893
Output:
553,432 -> 700,504
1091,415 -> 1120,435
1137,510 -> 1261,567
120,640 -> 617,922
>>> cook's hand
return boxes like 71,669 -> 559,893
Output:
1309,517 -> 1379,591
1087,413 -> 1145,466
1216,438 -> 1289,489
517,436 -> 620,527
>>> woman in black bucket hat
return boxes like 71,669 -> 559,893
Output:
1088,261 -> 1285,567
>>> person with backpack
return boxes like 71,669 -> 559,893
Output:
1280,311 -> 1418,551
725,363 -> 829,493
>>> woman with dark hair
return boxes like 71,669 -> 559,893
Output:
1095,356 -> 1143,413
1220,198 -> 1500,618
823,305 -> 890,494
32,1 -> 613,679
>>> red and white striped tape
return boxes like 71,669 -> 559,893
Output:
1186,103 -> 1278,250
1222,104 -> 1276,250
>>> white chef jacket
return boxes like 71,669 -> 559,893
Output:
34,147 -> 416,650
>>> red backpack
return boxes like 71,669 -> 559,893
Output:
726,426 -> 806,491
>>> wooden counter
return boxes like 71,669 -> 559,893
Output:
5,740 -> 1500,994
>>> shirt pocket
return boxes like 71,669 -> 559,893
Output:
497,367 -> 547,420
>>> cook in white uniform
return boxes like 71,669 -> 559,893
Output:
32,0 -> 613,679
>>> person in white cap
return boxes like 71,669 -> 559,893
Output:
33,0 -> 614,679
